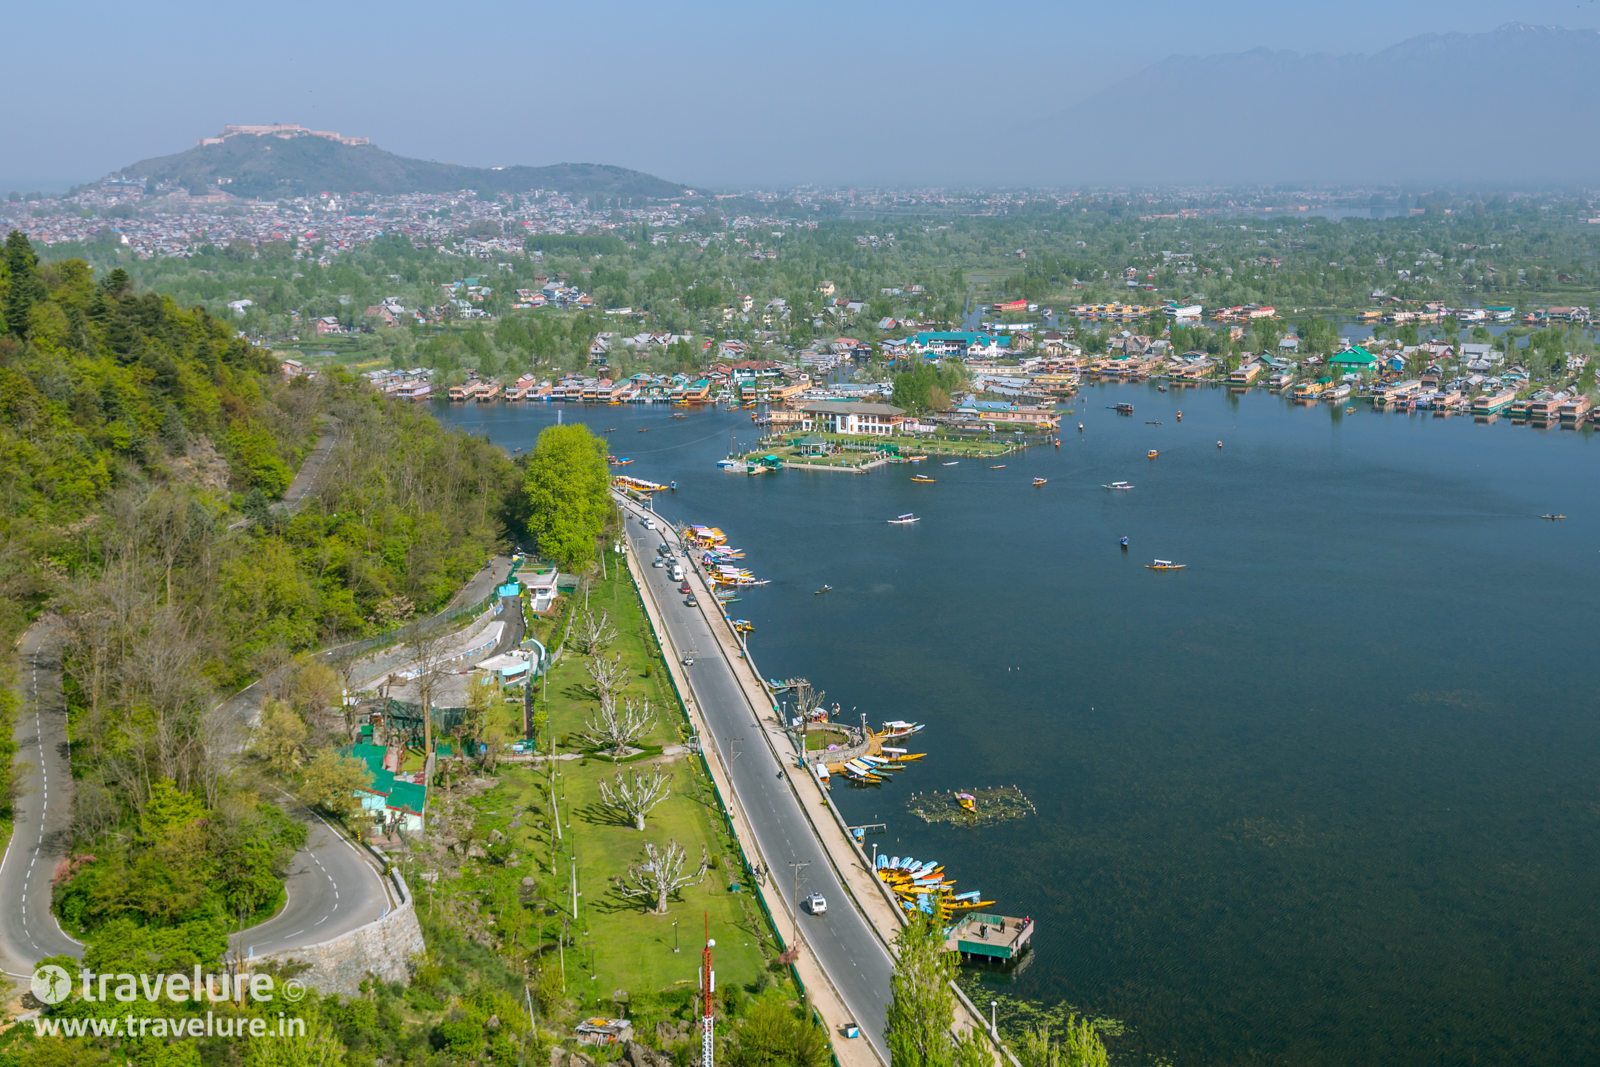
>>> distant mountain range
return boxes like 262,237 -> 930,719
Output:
1030,23 -> 1600,186
115,125 -> 695,200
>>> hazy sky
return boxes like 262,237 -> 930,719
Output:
5,0 -> 1596,189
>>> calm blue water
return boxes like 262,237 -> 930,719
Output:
439,388 -> 1600,1067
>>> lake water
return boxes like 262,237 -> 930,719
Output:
437,388 -> 1600,1067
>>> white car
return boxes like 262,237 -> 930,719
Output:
643,518 -> 656,530
652,558 -> 664,568
804,893 -> 827,915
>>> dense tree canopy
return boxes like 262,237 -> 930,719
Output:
523,423 -> 611,569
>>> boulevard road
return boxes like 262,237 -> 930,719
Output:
619,503 -> 894,1059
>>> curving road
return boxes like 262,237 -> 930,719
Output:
619,501 -> 895,1061
235,797 -> 393,962
0,623 -> 83,975
0,622 -> 395,977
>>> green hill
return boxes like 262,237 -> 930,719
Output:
117,132 -> 695,200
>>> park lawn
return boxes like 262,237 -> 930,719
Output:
468,563 -> 777,1006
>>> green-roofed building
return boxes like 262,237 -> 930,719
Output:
1330,346 -> 1378,372
341,742 -> 428,834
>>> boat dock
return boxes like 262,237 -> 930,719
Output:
945,912 -> 1034,965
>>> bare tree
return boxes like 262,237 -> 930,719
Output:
615,839 -> 708,914
794,683 -> 827,722
570,607 -> 619,657
597,766 -> 672,830
584,696 -> 655,758
196,703 -> 244,809
405,623 -> 452,756
584,652 -> 629,705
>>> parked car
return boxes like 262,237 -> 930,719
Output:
804,893 -> 827,915
652,558 -> 664,568
685,595 -> 698,607
680,583 -> 692,594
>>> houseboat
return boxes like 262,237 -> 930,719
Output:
1288,380 -> 1328,403
1470,389 -> 1517,416
1528,396 -> 1565,422
1558,395 -> 1593,426
1228,362 -> 1263,386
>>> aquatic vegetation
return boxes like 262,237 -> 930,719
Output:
906,786 -> 1035,827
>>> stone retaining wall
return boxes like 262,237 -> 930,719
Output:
256,878 -> 424,997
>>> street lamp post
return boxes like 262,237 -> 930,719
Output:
787,861 -> 810,949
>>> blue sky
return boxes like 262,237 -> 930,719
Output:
5,0 -> 1596,189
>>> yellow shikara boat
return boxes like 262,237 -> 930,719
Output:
911,476 -> 936,483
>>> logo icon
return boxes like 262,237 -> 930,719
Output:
31,965 -> 71,1005
282,979 -> 307,1002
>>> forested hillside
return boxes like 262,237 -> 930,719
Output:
0,225 -> 521,984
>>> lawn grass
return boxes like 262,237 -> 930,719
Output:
459,564 -> 778,1009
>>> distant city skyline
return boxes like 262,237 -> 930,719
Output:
5,1 -> 1597,191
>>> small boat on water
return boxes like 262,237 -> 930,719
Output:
815,585 -> 832,595
1146,560 -> 1186,570
881,720 -> 926,738
1147,450 -> 1159,459
1145,420 -> 1162,425
604,428 -> 617,433
888,513 -> 920,525
1078,423 -> 1084,432
1158,384 -> 1168,393
1541,514 -> 1566,520
1032,478 -> 1047,487
989,464 -> 1006,469
1103,481 -> 1135,490
1176,411 -> 1183,421
1119,536 -> 1129,548
611,457 -> 634,466
669,481 -> 678,491
942,461 -> 959,466
1113,403 -> 1135,414
1345,407 -> 1355,414
671,414 -> 688,419
956,792 -> 977,813
911,476 -> 936,483
638,428 -> 649,432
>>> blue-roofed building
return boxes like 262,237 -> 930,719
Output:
906,332 -> 1012,359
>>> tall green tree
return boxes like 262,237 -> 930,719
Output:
886,915 -> 990,1067
1015,1019 -> 1109,1067
524,423 -> 610,569
4,229 -> 45,336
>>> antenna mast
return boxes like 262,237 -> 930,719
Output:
700,913 -> 715,1067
